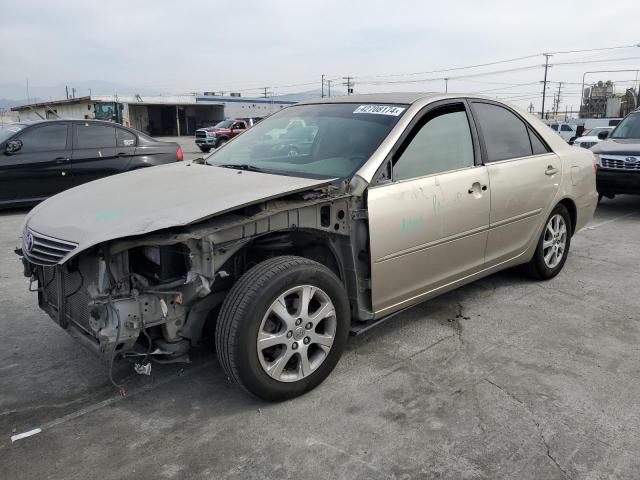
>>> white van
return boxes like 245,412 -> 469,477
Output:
546,122 -> 577,142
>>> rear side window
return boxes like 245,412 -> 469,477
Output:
528,128 -> 549,155
18,124 -> 68,152
393,105 -> 474,180
116,128 -> 136,147
472,102 -> 533,162
76,123 -> 116,148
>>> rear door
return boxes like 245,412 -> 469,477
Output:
367,101 -> 490,315
469,101 -> 561,265
71,122 -> 128,186
0,123 -> 72,204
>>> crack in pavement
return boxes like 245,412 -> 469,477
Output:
484,378 -> 573,480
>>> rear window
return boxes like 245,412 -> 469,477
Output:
76,123 -> 117,148
472,102 -> 533,162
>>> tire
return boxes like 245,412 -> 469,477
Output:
525,204 -> 572,280
199,146 -> 211,153
215,138 -> 228,148
215,256 -> 350,401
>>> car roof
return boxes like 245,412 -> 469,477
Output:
11,119 -> 124,127
298,92 -> 440,105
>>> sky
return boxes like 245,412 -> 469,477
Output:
1,0 -> 640,113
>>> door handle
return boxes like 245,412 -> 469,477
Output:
468,182 -> 487,194
55,157 -> 71,164
545,165 -> 559,176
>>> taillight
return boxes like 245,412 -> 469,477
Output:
176,146 -> 184,161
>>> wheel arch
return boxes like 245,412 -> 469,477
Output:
557,197 -> 577,236
220,229 -> 346,282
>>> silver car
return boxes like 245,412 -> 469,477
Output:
17,93 -> 598,400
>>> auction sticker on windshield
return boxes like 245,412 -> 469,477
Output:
353,105 -> 406,116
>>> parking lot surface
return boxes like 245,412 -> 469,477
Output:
1,196 -> 639,479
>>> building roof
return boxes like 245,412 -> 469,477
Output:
11,96 -> 92,111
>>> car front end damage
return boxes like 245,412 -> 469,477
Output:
20,235 -> 215,360
17,185 -> 370,365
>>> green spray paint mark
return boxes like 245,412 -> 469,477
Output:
401,215 -> 424,235
95,210 -> 126,222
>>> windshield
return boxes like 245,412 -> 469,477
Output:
214,120 -> 234,128
584,127 -> 610,137
610,113 -> 640,139
0,124 -> 26,143
205,103 -> 407,179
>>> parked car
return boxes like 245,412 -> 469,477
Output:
572,126 -> 614,150
0,120 -> 183,209
17,94 -> 597,400
591,110 -> 640,200
546,121 -> 578,142
194,117 -> 261,152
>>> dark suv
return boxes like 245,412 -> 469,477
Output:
0,120 -> 183,208
592,110 -> 640,200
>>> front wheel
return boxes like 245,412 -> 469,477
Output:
199,146 -> 211,153
215,138 -> 228,148
525,204 -> 572,280
215,256 -> 350,401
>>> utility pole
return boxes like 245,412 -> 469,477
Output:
321,74 -> 325,98
342,76 -> 354,95
541,53 -> 552,119
444,78 -> 449,93
528,102 -> 534,113
555,82 -> 564,116
327,80 -> 332,97
262,87 -> 271,98
66,86 -> 69,100
26,78 -> 30,104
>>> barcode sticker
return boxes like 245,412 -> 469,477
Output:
353,105 -> 406,116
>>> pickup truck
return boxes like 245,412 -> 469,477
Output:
195,117 -> 261,152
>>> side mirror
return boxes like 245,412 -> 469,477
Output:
598,131 -> 609,140
5,139 -> 22,154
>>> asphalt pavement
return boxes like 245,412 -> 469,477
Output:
1,196 -> 639,479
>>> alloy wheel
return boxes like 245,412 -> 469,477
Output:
542,213 -> 567,269
256,285 -> 337,383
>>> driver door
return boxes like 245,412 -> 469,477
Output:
0,123 -> 72,205
367,101 -> 490,316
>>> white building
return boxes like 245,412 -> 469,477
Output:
10,94 -> 296,136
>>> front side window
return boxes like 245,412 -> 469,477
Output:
76,123 -> 117,148
472,102 -> 533,162
393,106 -> 474,181
610,113 -> 640,139
18,124 -> 68,153
206,103 -> 407,179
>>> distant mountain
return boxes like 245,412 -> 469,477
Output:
0,98 -> 43,109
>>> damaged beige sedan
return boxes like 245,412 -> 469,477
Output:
17,93 -> 597,400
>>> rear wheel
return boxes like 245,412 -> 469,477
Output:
199,146 -> 211,153
525,204 -> 572,280
215,256 -> 350,401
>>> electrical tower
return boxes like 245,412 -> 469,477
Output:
342,76 -> 354,95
